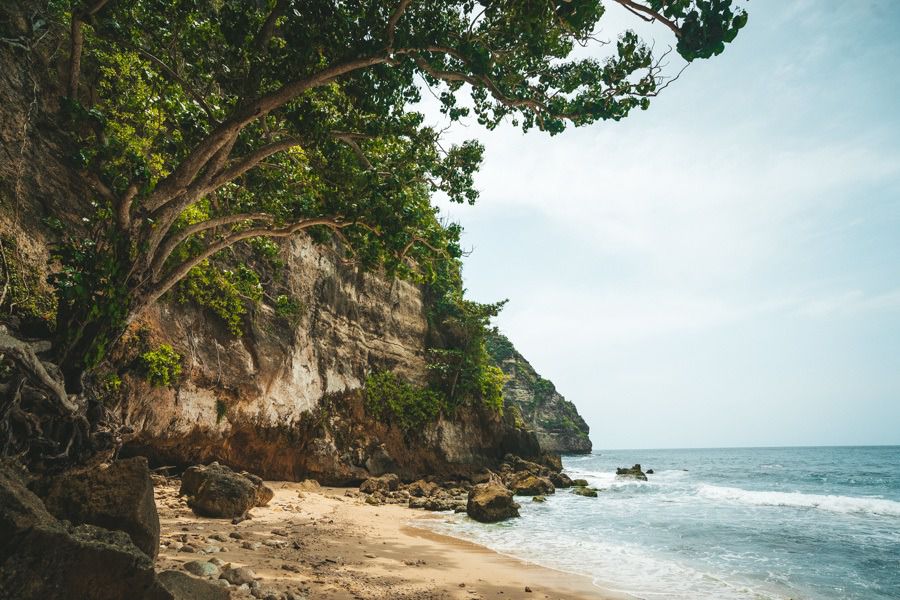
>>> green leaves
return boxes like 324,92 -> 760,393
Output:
364,371 -> 445,432
140,344 -> 182,387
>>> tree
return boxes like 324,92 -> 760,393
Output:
2,0 -> 747,461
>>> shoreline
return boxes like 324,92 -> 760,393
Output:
155,479 -> 619,599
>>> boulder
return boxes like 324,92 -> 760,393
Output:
503,454 -> 547,477
406,479 -> 439,497
32,457 -> 160,558
572,478 -> 589,487
466,483 -> 520,523
615,464 -> 648,481
157,571 -> 230,600
359,473 -> 400,494
509,474 -> 555,496
422,492 -> 464,512
572,486 -> 598,498
220,566 -> 256,586
549,472 -> 574,488
184,560 -> 221,578
532,495 -> 547,503
0,463 -> 171,600
297,479 -> 321,491
646,469 -> 654,475
408,497 -> 428,509
539,453 -> 563,472
180,463 -> 273,518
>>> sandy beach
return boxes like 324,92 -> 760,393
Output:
154,479 -> 615,600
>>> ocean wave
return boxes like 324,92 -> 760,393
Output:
697,484 -> 900,517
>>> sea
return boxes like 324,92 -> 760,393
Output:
420,446 -> 900,600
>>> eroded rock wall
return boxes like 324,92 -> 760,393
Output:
488,333 -> 592,454
116,234 -> 535,483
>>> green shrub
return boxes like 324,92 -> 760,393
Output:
479,364 -> 506,414
140,344 -> 182,387
177,260 -> 262,336
274,294 -> 303,323
364,371 -> 445,432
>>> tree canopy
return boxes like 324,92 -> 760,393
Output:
48,0 -> 747,383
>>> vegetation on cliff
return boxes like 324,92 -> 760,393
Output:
486,331 -> 592,454
0,0 -> 746,466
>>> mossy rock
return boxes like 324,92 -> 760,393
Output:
572,486 -> 598,498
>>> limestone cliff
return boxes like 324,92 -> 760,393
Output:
116,236 -> 539,483
487,332 -> 592,454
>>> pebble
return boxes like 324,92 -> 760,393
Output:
228,531 -> 244,540
180,544 -> 197,553
242,541 -> 262,550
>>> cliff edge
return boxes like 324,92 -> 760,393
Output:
487,332 -> 592,454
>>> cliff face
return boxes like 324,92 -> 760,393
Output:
488,333 -> 592,454
118,237 -> 539,483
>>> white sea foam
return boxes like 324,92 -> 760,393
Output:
697,484 -> 900,517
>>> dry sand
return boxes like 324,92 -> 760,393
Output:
155,479 -> 617,600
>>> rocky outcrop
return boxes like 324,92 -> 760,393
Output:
30,457 -> 160,559
122,387 -> 540,484
509,474 -> 555,496
466,482 -> 520,523
486,332 -> 592,454
616,464 -> 648,481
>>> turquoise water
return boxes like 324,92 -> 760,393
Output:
422,446 -> 900,599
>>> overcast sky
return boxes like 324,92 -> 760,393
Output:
430,0 -> 900,449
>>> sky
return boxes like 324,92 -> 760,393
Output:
427,0 -> 900,449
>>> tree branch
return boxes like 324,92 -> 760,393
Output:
386,0 -> 413,50
203,137 -> 304,192
332,132 -> 374,170
253,0 -> 289,51
613,0 -> 682,38
66,0 -> 113,98
141,218 -> 352,313
150,212 -> 275,279
141,54 -> 391,215
130,45 -> 217,120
